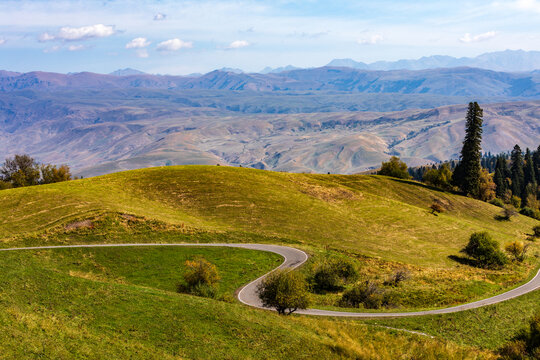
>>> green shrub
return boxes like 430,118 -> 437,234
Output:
499,340 -> 527,360
257,270 -> 310,315
312,264 -> 341,293
189,283 -> 219,298
378,156 -> 410,179
495,206 -> 518,221
489,198 -> 505,208
533,225 -> 540,238
311,257 -> 358,293
383,269 -> 411,287
178,258 -> 221,298
339,281 -> 393,309
461,232 -> 508,269
499,312 -> 540,358
510,196 -> 522,209
183,258 -> 220,288
520,207 -> 536,218
505,241 -> 529,262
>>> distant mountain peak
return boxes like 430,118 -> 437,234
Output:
260,65 -> 301,74
109,68 -> 147,76
326,50 -> 540,72
218,67 -> 244,74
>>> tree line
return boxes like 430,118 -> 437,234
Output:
380,102 -> 540,219
0,154 -> 73,190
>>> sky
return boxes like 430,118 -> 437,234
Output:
0,0 -> 539,75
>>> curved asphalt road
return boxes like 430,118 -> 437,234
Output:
1,243 -> 539,318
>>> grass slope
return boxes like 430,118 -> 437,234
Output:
0,165 -> 538,356
0,247 -> 493,359
1,165 -> 536,266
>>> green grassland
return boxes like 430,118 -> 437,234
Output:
0,246 -> 493,359
0,165 -> 539,358
2,166 -> 538,309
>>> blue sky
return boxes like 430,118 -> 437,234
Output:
0,0 -> 539,74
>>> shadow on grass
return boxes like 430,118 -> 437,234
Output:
385,177 -> 462,195
448,255 -> 477,267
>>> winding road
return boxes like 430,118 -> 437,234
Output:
2,243 -> 540,318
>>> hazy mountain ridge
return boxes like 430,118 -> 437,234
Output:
327,50 -> 540,72
1,67 -> 539,98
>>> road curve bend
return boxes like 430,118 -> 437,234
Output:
1,243 -> 540,318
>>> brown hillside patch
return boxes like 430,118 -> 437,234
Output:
297,182 -> 362,203
65,220 -> 94,231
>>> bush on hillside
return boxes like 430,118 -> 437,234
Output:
40,164 -> 72,184
311,257 -> 358,293
533,225 -> 540,238
0,180 -> 12,190
178,258 -> 220,298
0,154 -> 72,189
378,156 -> 410,179
339,281 -> 394,309
505,240 -> 529,262
430,199 -> 446,215
499,312 -> 540,359
461,232 -> 508,269
510,196 -> 522,210
422,164 -> 453,190
489,197 -> 505,208
257,270 -> 310,315
383,269 -> 411,287
495,206 -> 518,221
520,207 -> 536,218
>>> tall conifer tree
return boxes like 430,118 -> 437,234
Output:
510,144 -> 524,198
453,102 -> 483,198
494,156 -> 507,198
533,145 -> 540,185
523,148 -> 537,207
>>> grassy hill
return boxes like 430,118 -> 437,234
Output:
0,246 -> 491,359
0,165 -> 538,358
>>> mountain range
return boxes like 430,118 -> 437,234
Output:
1,52 -> 540,177
327,50 -> 540,72
1,66 -> 539,98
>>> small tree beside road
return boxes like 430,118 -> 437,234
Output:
257,270 -> 310,315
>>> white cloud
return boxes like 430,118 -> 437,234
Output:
136,49 -> 149,58
227,40 -> 250,49
156,38 -> 193,51
515,0 -> 540,13
43,45 -> 61,53
154,13 -> 166,21
0,38 -> 5,45
39,24 -> 115,42
459,31 -> 496,43
357,34 -> 383,45
68,44 -> 85,51
39,32 -> 56,42
126,37 -> 150,49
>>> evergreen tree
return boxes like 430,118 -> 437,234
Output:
452,102 -> 483,198
523,148 -> 537,207
533,145 -> 540,185
494,156 -> 507,198
510,144 -> 524,199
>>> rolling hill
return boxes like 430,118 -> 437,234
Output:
0,165 -> 538,358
